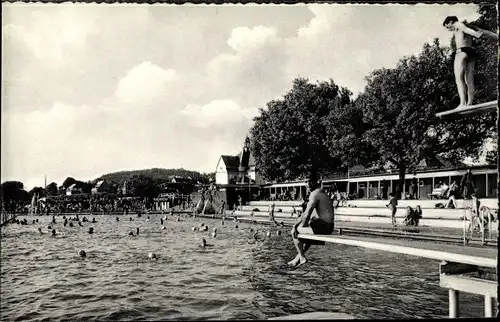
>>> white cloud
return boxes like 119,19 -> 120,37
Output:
115,62 -> 177,105
182,100 -> 257,128
227,26 -> 279,52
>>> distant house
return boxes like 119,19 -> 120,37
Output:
170,176 -> 196,184
215,136 -> 265,185
66,183 -> 83,196
91,179 -> 113,195
215,155 -> 241,185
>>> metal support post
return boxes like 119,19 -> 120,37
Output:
449,289 -> 459,318
485,293 -> 493,318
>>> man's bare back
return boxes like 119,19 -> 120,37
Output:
306,188 -> 334,226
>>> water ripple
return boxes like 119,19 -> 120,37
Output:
1,215 -> 488,320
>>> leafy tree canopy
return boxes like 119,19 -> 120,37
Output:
46,182 -> 58,196
250,78 -> 351,182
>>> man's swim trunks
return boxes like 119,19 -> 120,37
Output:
298,218 -> 334,245
310,218 -> 334,235
457,47 -> 478,60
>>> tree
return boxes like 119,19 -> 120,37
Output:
46,182 -> 58,196
128,175 -> 159,199
470,4 -> 498,103
62,177 -> 76,189
337,39 -> 495,198
250,78 -> 349,182
485,137 -> 497,165
28,187 -> 46,199
79,181 -> 93,194
326,98 -> 380,168
1,181 -> 29,211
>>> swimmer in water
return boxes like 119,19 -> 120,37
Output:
136,227 -> 139,235
48,225 -> 52,230
88,227 -> 94,234
160,218 -> 163,225
128,231 -> 134,236
148,252 -> 157,260
51,229 -> 57,236
78,222 -> 82,227
92,218 -> 96,223
116,217 -> 120,222
201,238 -> 213,248
79,250 -> 86,258
69,222 -> 74,227
38,228 -> 43,234
130,217 -> 133,221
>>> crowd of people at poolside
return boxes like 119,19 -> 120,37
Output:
9,194 -> 193,217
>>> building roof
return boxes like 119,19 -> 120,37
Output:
221,155 -> 240,170
94,180 -> 105,188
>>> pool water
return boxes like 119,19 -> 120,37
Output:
0,214 -> 486,321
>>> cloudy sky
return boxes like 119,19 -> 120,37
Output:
2,3 -> 482,190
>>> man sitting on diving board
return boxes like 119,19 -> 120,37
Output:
288,172 -> 335,267
443,16 -> 498,110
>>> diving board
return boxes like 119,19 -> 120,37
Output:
297,234 -> 497,268
435,100 -> 497,117
296,234 -> 497,318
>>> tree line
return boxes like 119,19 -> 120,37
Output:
1,168 -> 215,211
250,5 -> 497,198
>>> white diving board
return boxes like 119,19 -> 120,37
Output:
297,234 -> 497,268
435,100 -> 498,117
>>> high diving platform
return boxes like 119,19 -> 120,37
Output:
435,100 -> 498,117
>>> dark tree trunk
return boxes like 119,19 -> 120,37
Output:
397,164 -> 406,200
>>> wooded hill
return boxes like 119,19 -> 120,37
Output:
98,168 -> 214,185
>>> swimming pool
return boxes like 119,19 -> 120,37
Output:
0,213 -> 486,321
